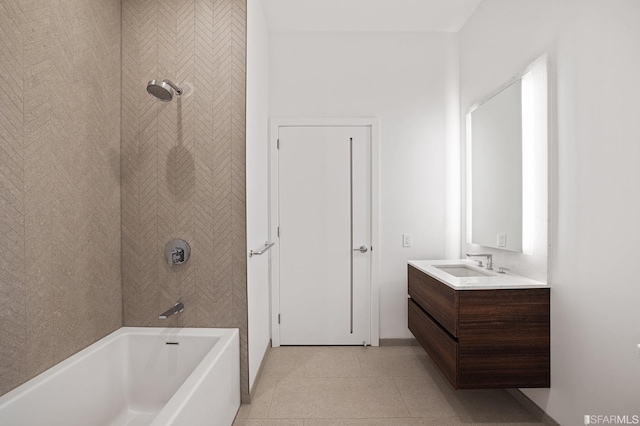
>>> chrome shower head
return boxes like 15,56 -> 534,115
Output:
146,79 -> 183,102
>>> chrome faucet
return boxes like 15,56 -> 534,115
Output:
159,302 -> 184,319
466,253 -> 493,270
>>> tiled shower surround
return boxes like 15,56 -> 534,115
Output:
0,0 -> 122,395
121,0 -> 248,401
0,0 -> 249,401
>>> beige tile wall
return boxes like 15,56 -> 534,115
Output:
0,0 -> 122,396
121,0 -> 249,401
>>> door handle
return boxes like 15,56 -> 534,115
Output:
353,245 -> 368,253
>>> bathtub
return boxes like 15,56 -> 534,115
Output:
0,327 -> 240,426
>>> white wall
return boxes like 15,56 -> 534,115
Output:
460,1 -> 640,424
246,0 -> 270,390
270,32 -> 459,338
461,2 -> 558,282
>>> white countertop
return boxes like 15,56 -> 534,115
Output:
408,259 -> 549,290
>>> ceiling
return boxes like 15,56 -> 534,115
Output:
261,0 -> 483,33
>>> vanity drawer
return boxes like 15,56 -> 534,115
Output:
457,288 -> 551,388
408,265 -> 459,337
408,299 -> 458,388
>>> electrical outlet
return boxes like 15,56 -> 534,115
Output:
497,233 -> 507,247
402,234 -> 412,247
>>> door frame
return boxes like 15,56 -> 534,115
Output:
269,118 -> 380,347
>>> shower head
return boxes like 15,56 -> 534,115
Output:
146,79 -> 183,102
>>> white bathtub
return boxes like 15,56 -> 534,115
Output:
0,327 -> 240,426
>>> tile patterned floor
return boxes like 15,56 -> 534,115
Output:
234,346 -> 545,426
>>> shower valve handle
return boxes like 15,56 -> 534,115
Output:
169,248 -> 184,267
165,239 -> 190,268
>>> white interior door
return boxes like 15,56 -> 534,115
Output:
277,126 -> 371,345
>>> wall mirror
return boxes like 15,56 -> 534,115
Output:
466,56 -> 548,254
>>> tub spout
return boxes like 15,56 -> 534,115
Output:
159,302 -> 184,319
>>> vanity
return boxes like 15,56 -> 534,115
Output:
408,260 -> 550,389
409,55 -> 551,390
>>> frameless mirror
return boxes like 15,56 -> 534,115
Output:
467,56 -> 548,255
468,80 -> 523,252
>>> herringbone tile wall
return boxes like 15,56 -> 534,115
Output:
121,0 -> 249,401
0,0 -> 122,396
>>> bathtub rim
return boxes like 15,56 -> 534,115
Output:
150,327 -> 240,425
0,326 -> 240,421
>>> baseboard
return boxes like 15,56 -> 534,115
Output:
247,340 -> 272,403
379,338 -> 419,346
507,389 -> 560,426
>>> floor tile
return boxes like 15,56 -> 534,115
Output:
304,418 -> 456,426
234,420 -> 305,426
260,347 -> 309,378
237,377 -> 279,419
269,376 -> 409,419
357,346 -> 434,377
238,346 -> 542,426
262,346 -> 363,378
394,376 -> 461,417
450,418 -> 544,426
450,390 -> 541,420
395,376 -> 540,422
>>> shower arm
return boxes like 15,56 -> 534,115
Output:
162,79 -> 183,95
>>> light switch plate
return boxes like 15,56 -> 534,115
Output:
403,234 -> 412,247
497,233 -> 507,247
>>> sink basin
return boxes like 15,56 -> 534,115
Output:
435,265 -> 493,278
409,260 -> 548,290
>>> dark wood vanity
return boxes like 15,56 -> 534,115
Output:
408,264 -> 550,389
